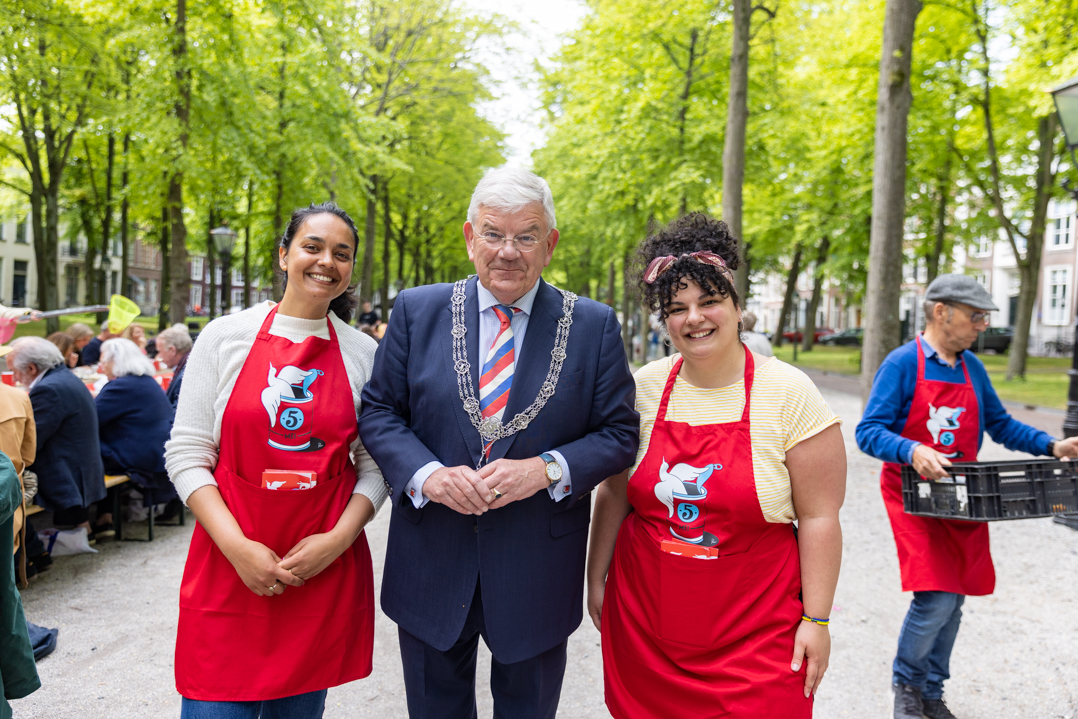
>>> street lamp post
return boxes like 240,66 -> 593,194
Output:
1051,76 -> 1078,438
210,225 -> 238,317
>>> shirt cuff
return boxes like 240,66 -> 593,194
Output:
545,450 -> 572,502
904,441 -> 920,465
405,461 -> 443,509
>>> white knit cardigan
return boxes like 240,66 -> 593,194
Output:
164,301 -> 389,512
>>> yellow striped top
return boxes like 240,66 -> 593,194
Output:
630,353 -> 841,524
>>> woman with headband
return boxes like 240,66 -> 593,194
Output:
586,213 -> 846,717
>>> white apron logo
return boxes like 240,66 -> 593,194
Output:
655,459 -> 722,548
927,404 -> 965,458
261,364 -> 324,451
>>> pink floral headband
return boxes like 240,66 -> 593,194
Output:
643,251 -> 732,284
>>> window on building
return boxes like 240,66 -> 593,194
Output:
1050,215 -> 1074,249
190,284 -> 203,311
214,267 -> 223,285
149,279 -> 159,305
190,256 -> 204,282
65,265 -> 79,307
1046,268 -> 1071,325
971,237 -> 991,257
232,288 -> 244,308
12,261 -> 28,306
0,221 -> 6,242
232,269 -> 243,286
973,272 -> 988,290
15,219 -> 28,244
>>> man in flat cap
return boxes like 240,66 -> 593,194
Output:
856,274 -> 1078,719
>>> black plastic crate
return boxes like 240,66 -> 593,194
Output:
901,458 -> 1078,522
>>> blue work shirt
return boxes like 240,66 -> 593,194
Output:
856,336 -> 1054,465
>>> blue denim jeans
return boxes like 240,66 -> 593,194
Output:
893,591 -> 965,700
180,689 -> 327,719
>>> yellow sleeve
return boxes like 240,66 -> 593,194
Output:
779,364 -> 842,452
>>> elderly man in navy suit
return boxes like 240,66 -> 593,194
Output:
8,337 -> 105,532
359,167 -> 639,719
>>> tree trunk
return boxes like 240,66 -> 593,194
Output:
83,202 -> 99,306
103,132 -> 114,298
120,133 -> 130,297
927,150 -> 950,284
776,245 -> 803,348
244,181 -> 252,309
724,0 -> 751,301
272,170 -> 284,300
360,175 -> 378,304
380,181 -> 391,315
622,259 -> 632,357
639,303 -> 650,364
159,205 -> 171,331
860,0 -> 922,403
208,208 -> 217,319
168,0 -> 191,326
606,259 -> 616,307
801,237 -> 830,352
1006,114 -> 1056,380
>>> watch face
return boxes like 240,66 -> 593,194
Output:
546,461 -> 563,482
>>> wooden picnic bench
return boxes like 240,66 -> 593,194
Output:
21,474 -> 183,542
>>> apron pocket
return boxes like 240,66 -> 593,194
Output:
657,548 -> 762,649
218,466 -> 353,559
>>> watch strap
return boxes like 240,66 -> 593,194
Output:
540,453 -> 559,485
1048,439 -> 1057,457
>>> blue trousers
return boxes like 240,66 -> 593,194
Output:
398,581 -> 568,719
893,591 -> 965,700
180,690 -> 327,719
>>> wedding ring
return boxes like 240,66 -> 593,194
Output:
492,489 -> 503,500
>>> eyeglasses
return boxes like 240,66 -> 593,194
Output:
945,304 -> 991,326
478,230 -> 547,253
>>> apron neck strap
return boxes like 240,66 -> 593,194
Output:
916,333 -> 973,387
256,304 -> 337,344
656,343 -> 755,423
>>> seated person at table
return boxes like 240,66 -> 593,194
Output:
65,323 -> 94,366
121,324 -> 148,354
7,337 -> 105,536
46,332 -> 80,369
93,338 -> 176,535
0,351 -> 40,580
153,324 -> 192,413
80,324 -> 116,366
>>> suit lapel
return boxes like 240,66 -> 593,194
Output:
440,276 -> 483,466
487,278 -> 561,463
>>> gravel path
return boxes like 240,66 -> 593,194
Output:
12,388 -> 1078,718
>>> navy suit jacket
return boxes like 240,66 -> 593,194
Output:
27,366 -> 106,511
359,276 -> 638,663
96,374 -> 173,475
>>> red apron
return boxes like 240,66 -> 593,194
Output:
175,306 -> 374,701
603,347 -> 811,719
880,335 -> 994,596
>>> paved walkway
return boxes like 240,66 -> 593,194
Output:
12,387 -> 1078,718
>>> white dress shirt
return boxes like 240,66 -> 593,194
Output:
404,279 -> 572,508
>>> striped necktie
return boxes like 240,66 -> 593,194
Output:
479,304 -> 520,424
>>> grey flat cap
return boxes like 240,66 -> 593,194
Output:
924,274 -> 999,311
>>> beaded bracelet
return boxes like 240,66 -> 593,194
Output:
801,614 -> 830,626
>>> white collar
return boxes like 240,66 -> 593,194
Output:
476,278 -> 541,316
28,369 -> 48,391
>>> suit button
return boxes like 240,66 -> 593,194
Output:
473,524 -> 478,533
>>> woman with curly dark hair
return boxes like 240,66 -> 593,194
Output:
585,212 -> 846,718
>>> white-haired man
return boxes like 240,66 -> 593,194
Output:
8,337 -> 105,534
360,167 -> 639,718
154,324 -> 193,413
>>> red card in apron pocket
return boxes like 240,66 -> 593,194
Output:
261,470 -> 318,490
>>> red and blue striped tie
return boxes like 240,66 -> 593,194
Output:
479,305 -> 520,428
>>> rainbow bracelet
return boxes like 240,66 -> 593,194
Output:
801,614 -> 830,626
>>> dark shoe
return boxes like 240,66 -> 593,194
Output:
24,561 -> 38,580
92,521 -> 115,539
157,498 -> 184,523
29,552 -> 52,573
893,682 -> 925,719
923,698 -> 957,719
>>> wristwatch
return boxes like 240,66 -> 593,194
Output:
540,453 -> 563,486
1048,439 -> 1057,457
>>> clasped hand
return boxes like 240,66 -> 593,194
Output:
228,532 -> 350,597
423,457 -> 549,515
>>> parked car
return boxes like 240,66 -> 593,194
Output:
819,328 -> 863,347
969,326 -> 1012,354
782,327 -> 835,343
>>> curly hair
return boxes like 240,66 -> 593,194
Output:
632,212 -> 741,323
